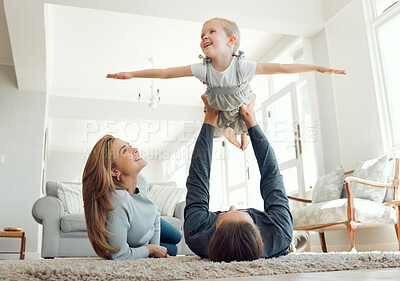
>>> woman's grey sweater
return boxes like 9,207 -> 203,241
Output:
106,175 -> 160,260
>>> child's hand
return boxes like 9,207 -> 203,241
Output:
317,67 -> 346,75
106,72 -> 133,79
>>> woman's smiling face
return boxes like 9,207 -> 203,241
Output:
111,139 -> 147,176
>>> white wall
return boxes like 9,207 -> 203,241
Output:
46,151 -> 86,182
0,65 -> 46,259
46,150 -> 161,183
314,0 -> 385,172
309,0 -> 397,251
141,159 -> 162,183
325,0 -> 384,171
311,29 -> 342,172
321,0 -> 351,21
45,116 -> 179,184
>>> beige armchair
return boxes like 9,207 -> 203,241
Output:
289,158 -> 399,252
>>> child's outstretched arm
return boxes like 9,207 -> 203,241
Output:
255,63 -> 346,75
107,65 -> 193,79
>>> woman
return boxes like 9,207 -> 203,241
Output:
82,135 -> 181,260
184,94 -> 302,262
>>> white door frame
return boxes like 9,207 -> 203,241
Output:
223,141 -> 250,208
261,81 -> 305,197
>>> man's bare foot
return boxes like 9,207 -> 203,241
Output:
240,134 -> 249,151
223,128 -> 241,149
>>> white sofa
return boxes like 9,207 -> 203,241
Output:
32,178 -> 191,258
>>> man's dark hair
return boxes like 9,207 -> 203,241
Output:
208,220 -> 263,262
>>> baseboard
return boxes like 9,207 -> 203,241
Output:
0,252 -> 40,260
310,243 -> 399,253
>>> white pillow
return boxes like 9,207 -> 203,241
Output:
56,182 -> 84,215
149,185 -> 186,217
312,167 -> 345,203
383,158 -> 396,202
351,155 -> 389,202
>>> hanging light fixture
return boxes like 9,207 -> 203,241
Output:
137,57 -> 160,108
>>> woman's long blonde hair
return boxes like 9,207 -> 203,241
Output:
82,134 -> 122,259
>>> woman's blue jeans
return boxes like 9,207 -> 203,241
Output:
160,218 -> 182,256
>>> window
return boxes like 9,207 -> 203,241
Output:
269,39 -> 303,95
162,138 -> 225,211
375,0 -> 399,16
251,75 -> 269,112
378,15 -> 400,145
243,38 -> 310,210
370,0 -> 400,147
163,144 -> 192,189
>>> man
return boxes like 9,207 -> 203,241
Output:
184,94 -> 308,262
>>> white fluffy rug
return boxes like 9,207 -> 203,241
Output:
1,252 -> 400,280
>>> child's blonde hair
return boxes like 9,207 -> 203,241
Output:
204,18 -> 240,55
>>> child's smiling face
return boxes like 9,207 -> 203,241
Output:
200,20 -> 233,58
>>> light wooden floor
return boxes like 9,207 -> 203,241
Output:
183,268 -> 400,281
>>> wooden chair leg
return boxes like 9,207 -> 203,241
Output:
346,221 -> 358,253
395,207 -> 400,250
20,232 -> 26,260
319,232 -> 327,253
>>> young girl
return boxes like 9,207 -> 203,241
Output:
107,18 -> 345,150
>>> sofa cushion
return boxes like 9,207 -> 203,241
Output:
56,182 -> 84,215
383,158 -> 396,202
312,167 -> 344,203
60,214 -> 183,234
293,198 -> 396,228
161,216 -> 182,231
150,185 -> 186,217
351,155 -> 389,202
61,214 -> 87,232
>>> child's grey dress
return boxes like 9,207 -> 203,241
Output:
201,52 -> 255,137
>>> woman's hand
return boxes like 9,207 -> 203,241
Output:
317,67 -> 346,75
106,72 -> 134,79
201,93 -> 219,127
145,244 -> 168,258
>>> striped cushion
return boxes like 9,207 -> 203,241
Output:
56,182 -> 84,215
149,185 -> 186,217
